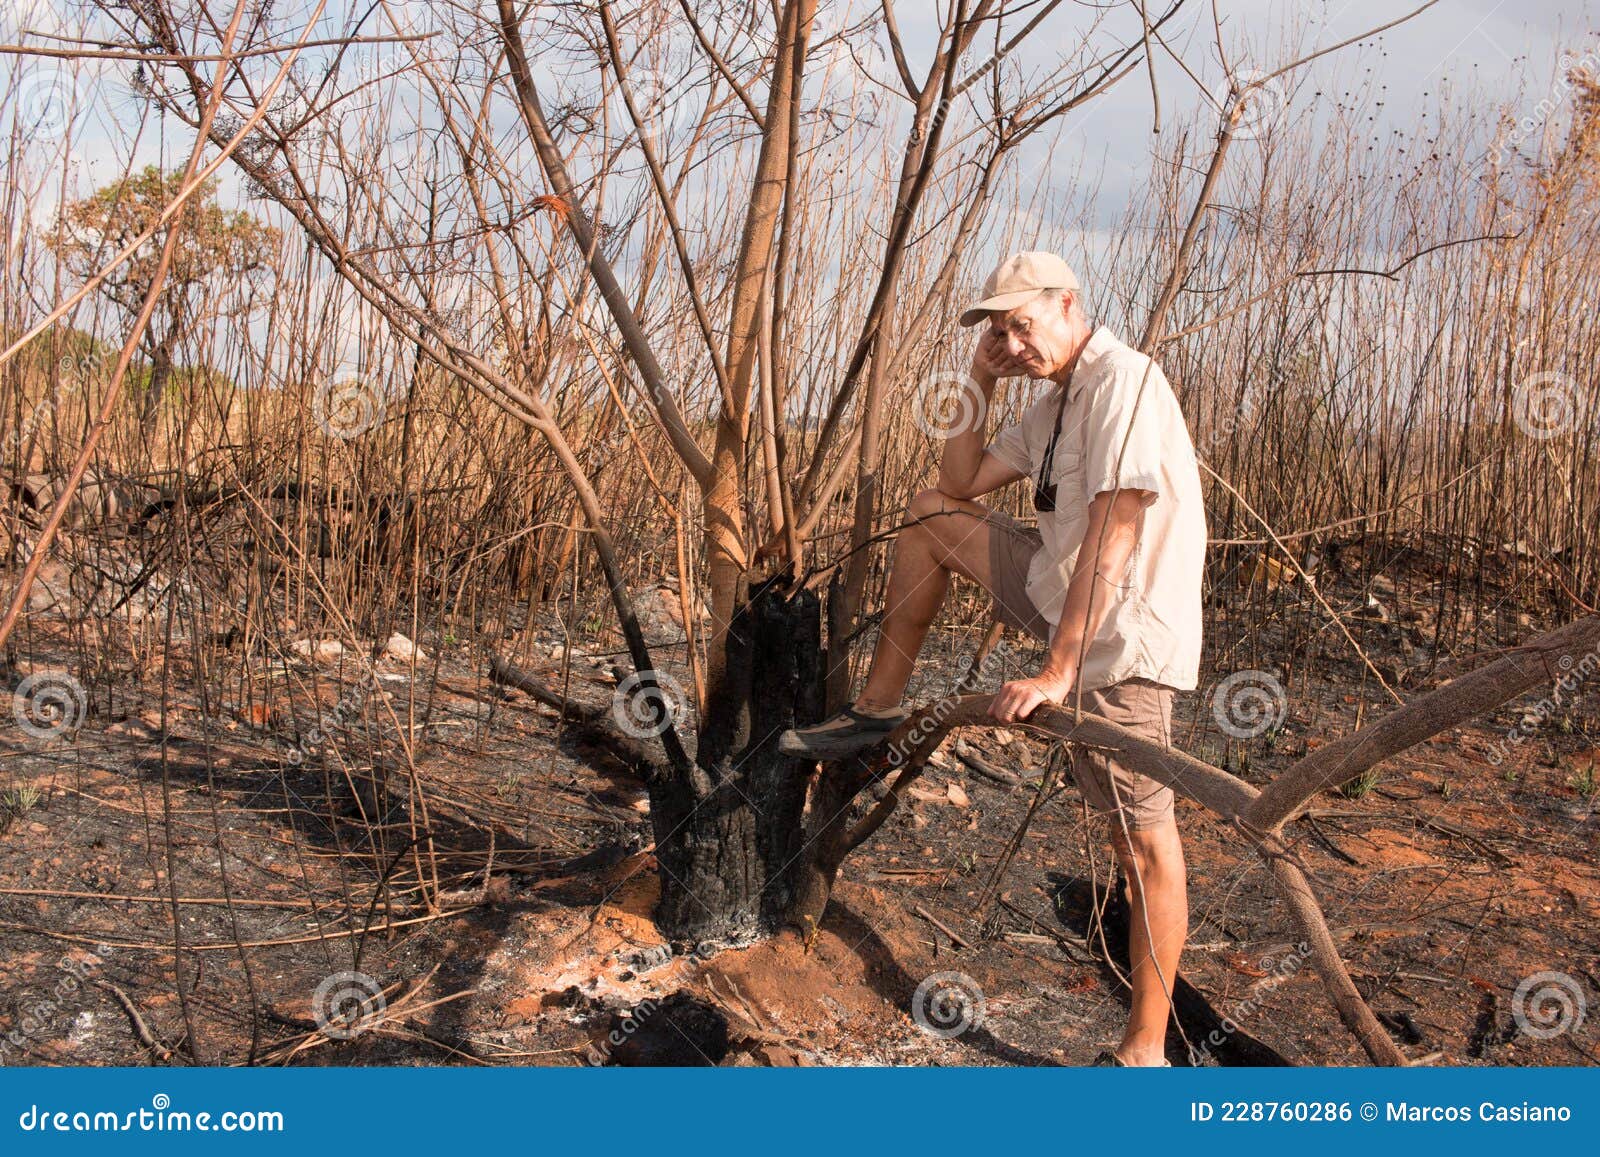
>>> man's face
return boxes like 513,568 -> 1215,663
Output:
985,291 -> 1078,378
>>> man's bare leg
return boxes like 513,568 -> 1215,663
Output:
779,488 -> 1003,759
852,488 -> 997,711
1110,818 -> 1188,1065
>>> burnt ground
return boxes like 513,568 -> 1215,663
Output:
0,550 -> 1596,1068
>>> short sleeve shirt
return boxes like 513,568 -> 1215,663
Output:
984,326 -> 1206,692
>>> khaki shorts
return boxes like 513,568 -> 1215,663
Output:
986,511 -> 1050,640
986,511 -> 1177,831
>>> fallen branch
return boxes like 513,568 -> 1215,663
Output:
0,907 -> 478,952
875,694 -> 1393,1060
830,608 -> 1599,1069
912,905 -> 969,949
488,655 -> 669,779
95,981 -> 173,1061
1247,613 -> 1600,831
952,739 -> 1026,786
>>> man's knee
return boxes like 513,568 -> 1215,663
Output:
1113,821 -> 1184,886
905,486 -> 959,524
904,488 -> 988,554
896,488 -> 989,582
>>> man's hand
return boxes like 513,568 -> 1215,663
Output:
973,327 -> 1027,381
989,669 -> 1075,723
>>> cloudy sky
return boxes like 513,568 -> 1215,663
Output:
5,0 -> 1595,312
851,0 -> 1596,219
6,1 -> 1594,204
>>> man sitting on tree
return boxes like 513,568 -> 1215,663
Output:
779,251 -> 1207,1067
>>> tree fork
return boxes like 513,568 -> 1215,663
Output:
653,577 -> 825,944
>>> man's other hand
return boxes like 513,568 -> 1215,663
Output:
989,671 -> 1074,723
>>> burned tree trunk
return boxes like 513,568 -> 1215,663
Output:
650,577 -> 824,943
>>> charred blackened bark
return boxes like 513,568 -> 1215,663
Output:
651,576 -> 823,943
787,722 -> 911,931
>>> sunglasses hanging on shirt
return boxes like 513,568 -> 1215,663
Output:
1032,380 -> 1073,514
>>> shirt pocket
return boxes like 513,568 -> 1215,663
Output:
1048,448 -> 1085,508
1043,448 -> 1090,560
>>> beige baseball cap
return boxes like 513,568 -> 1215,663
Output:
958,251 -> 1083,327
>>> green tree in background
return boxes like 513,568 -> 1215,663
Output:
46,164 -> 280,426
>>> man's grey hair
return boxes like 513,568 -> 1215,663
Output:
1040,285 -> 1087,320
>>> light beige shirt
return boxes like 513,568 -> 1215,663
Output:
984,325 -> 1206,692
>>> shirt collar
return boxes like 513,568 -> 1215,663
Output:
1063,326 -> 1121,403
1079,325 -> 1121,365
